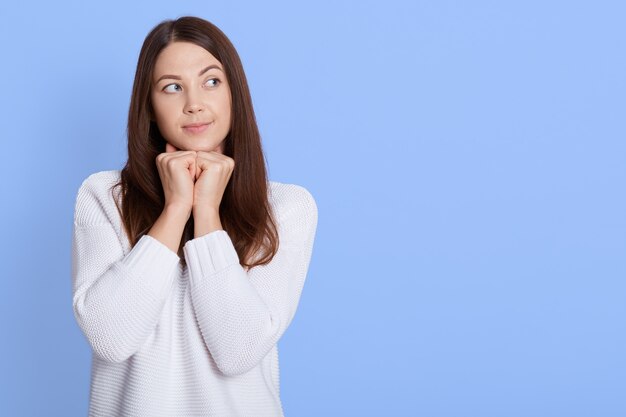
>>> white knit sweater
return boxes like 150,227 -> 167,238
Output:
71,170 -> 318,417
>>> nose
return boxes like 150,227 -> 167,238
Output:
183,90 -> 204,114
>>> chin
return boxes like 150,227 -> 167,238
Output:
203,143 -> 224,153
177,139 -> 223,153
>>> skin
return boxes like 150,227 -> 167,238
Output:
146,41 -> 236,254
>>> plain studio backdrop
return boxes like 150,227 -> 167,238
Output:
1,1 -> 625,416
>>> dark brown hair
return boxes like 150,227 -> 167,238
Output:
113,16 -> 278,270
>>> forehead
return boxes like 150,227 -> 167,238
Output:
153,41 -> 222,75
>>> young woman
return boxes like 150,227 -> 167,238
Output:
71,16 -> 318,417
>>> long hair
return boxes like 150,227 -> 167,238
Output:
112,16 -> 279,270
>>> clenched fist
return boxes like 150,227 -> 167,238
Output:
193,149 -> 235,213
155,142 -> 235,218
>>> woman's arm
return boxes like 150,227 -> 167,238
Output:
71,174 -> 180,363
183,185 -> 318,376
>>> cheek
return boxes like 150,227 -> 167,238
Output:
152,93 -> 174,119
152,103 -> 175,129
221,96 -> 232,120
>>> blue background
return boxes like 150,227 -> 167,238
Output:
1,1 -> 625,416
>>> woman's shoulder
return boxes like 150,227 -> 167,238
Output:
74,169 -> 122,226
78,169 -> 121,190
268,180 -> 318,229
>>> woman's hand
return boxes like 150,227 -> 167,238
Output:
193,150 -> 235,213
155,142 -> 197,218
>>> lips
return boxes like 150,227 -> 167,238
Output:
183,121 -> 212,134
184,122 -> 211,128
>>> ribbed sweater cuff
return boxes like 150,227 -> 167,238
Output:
183,230 -> 240,278
120,234 -> 180,297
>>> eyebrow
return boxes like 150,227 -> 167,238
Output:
155,65 -> 223,84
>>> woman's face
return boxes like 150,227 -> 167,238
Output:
150,41 -> 232,154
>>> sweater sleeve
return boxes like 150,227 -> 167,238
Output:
182,185 -> 318,376
71,174 -> 180,363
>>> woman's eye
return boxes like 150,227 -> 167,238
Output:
205,78 -> 220,87
163,84 -> 181,93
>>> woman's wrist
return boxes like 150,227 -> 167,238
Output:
147,204 -> 190,254
164,202 -> 192,221
193,206 -> 223,238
